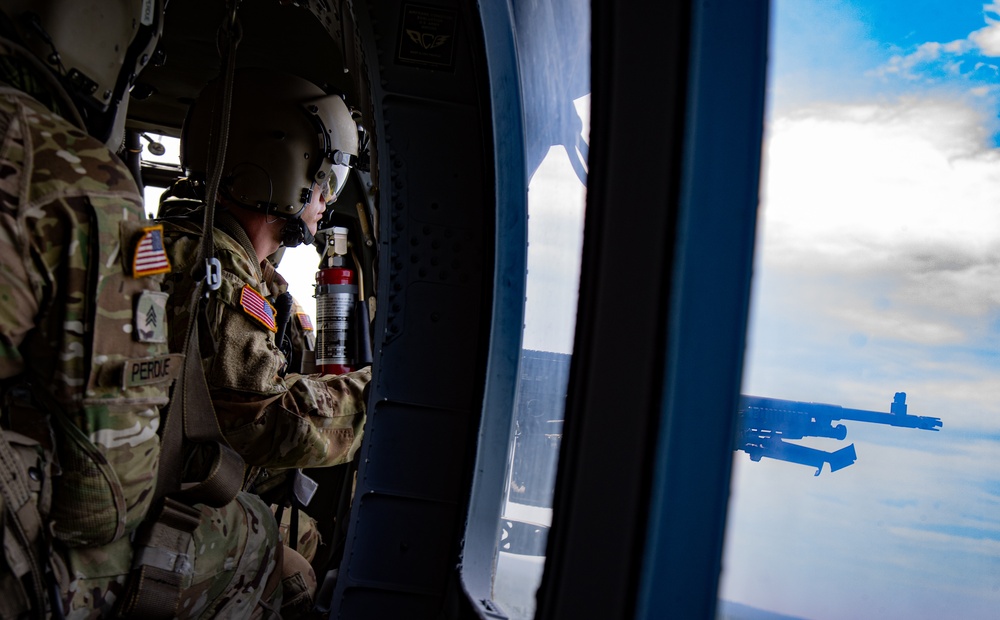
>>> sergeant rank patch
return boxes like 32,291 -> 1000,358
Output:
240,285 -> 277,332
135,290 -> 168,343
133,225 -> 171,277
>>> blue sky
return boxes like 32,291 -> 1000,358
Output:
773,0 -> 1000,142
719,2 -> 1000,619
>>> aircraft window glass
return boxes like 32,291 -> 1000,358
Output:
719,2 -> 1000,619
140,133 -> 179,210
491,1 -> 589,617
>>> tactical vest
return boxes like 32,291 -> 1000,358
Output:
0,86 -> 174,614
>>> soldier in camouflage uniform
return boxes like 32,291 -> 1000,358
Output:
159,183 -> 325,565
159,68 -> 369,611
0,2 -> 281,617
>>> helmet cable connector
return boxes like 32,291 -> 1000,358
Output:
204,257 -> 223,293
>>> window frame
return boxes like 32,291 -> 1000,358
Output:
460,0 -> 528,615
529,0 -> 771,618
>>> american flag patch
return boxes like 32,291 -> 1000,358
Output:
133,225 -> 171,277
240,285 -> 277,332
296,312 -> 314,331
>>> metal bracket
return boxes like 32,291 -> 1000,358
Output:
331,149 -> 357,167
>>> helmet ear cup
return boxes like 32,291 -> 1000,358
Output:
224,162 -> 274,209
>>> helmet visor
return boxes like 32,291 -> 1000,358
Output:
328,162 -> 351,201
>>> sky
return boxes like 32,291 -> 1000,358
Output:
521,137 -> 587,355
719,1 -> 1000,619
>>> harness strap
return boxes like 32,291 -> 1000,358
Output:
116,498 -> 201,619
154,0 -> 244,509
173,431 -> 244,507
154,277 -> 245,508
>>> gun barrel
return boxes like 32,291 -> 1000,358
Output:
739,395 -> 942,432
836,406 -> 942,430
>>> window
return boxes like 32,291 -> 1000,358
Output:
490,1 -> 590,617
719,2 -> 1000,618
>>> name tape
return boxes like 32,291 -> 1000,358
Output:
122,354 -> 184,389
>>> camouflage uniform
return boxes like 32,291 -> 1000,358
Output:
159,183 -> 329,564
0,42 -> 279,618
160,210 -> 369,471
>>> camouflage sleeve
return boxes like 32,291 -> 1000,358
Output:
206,270 -> 369,469
211,369 -> 369,470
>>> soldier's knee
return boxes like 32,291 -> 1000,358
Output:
183,492 -> 285,618
280,545 -> 318,618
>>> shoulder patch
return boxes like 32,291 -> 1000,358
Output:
240,285 -> 277,332
132,225 -> 171,277
295,312 -> 314,331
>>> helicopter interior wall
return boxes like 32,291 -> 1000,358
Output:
331,0 -> 498,617
128,0 -> 355,137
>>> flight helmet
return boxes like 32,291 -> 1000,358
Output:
0,0 -> 164,146
181,68 -> 359,247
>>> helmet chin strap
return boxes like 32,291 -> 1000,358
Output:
280,215 -> 314,248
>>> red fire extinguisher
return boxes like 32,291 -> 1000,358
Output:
315,227 -> 357,375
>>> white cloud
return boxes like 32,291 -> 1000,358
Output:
830,305 -> 967,345
943,59 -> 965,75
943,39 -> 969,54
868,7 -> 1000,77
971,21 -> 1000,56
759,99 -> 1000,320
871,41 -> 956,80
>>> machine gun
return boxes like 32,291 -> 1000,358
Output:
736,392 -> 942,475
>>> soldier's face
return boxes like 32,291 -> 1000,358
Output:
301,183 -> 328,235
